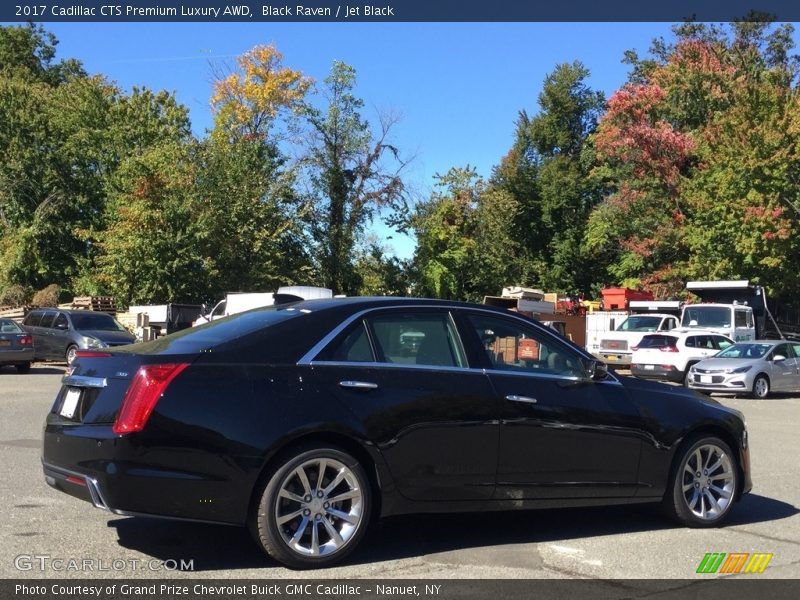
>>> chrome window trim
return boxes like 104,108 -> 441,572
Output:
297,303 -> 622,385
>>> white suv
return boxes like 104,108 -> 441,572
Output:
630,329 -> 734,385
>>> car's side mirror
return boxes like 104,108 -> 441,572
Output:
583,359 -> 608,381
773,354 -> 786,363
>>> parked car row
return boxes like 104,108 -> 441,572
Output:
0,309 -> 135,372
630,328 -> 800,398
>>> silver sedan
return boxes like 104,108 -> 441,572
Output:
687,340 -> 800,398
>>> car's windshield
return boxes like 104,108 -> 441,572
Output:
716,343 -> 773,359
681,306 -> 731,328
70,312 -> 126,331
616,316 -> 663,332
0,319 -> 23,333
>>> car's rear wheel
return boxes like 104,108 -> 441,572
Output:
65,345 -> 78,365
16,362 -> 31,374
664,435 -> 738,527
752,375 -> 770,399
253,444 -> 371,569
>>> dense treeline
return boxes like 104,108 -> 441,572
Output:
2,21 -> 799,308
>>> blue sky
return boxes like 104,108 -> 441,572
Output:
45,22 -> 679,257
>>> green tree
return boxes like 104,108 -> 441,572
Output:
302,61 -> 408,294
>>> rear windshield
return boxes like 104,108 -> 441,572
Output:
113,304 -> 303,354
636,335 -> 677,348
717,343 -> 772,359
71,312 -> 127,331
0,319 -> 23,333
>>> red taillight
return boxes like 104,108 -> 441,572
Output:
66,475 -> 86,486
659,345 -> 679,353
19,335 -> 33,346
76,351 -> 113,358
113,363 -> 190,435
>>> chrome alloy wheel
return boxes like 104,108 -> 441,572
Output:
681,443 -> 736,521
274,457 -> 364,557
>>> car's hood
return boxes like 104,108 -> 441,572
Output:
693,357 -> 758,371
81,329 -> 135,343
616,372 -> 736,413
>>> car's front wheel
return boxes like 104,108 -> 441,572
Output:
664,435 -> 738,527
65,345 -> 78,365
752,375 -> 770,399
253,444 -> 371,569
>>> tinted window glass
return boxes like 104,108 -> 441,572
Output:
792,344 -> 800,359
735,310 -> 747,327
369,312 -> 465,368
113,304 -> 303,355
0,319 -> 23,333
23,312 -> 42,327
772,344 -> 792,359
39,312 -> 56,328
685,337 -> 696,348
70,312 -> 125,331
324,322 -> 374,362
53,313 -> 69,330
637,335 -> 678,349
467,313 -> 583,378
695,335 -> 715,349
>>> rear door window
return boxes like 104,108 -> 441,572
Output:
367,311 -> 466,368
53,313 -> 69,330
685,336 -> 697,348
23,312 -> 42,327
39,311 -> 56,328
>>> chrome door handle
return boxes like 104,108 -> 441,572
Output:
505,394 -> 538,404
339,380 -> 378,390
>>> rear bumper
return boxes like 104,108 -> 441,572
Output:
0,348 -> 34,363
599,352 -> 632,366
631,365 -> 683,382
42,420 -> 257,526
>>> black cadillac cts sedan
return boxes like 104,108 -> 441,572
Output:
42,297 -> 751,568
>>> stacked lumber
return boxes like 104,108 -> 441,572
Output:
0,305 -> 33,322
62,296 -> 117,315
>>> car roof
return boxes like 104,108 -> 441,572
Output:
640,329 -> 731,338
280,296 -> 517,314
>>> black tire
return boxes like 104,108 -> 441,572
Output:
253,444 -> 371,569
16,362 -> 31,374
683,366 -> 693,387
663,435 -> 739,527
65,345 -> 78,365
752,374 -> 770,399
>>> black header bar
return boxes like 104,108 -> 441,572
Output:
1,1 -> 797,23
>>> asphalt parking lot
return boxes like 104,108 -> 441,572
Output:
1,365 -> 798,581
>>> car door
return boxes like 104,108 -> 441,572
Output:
791,344 -> 800,392
36,310 -> 57,359
768,343 -> 796,392
51,312 -> 70,359
459,310 -> 643,500
306,307 -> 499,502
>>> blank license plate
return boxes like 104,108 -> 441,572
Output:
60,388 -> 81,419
644,364 -> 655,370
701,375 -> 713,383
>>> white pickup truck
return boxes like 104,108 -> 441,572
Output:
599,313 -> 680,367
